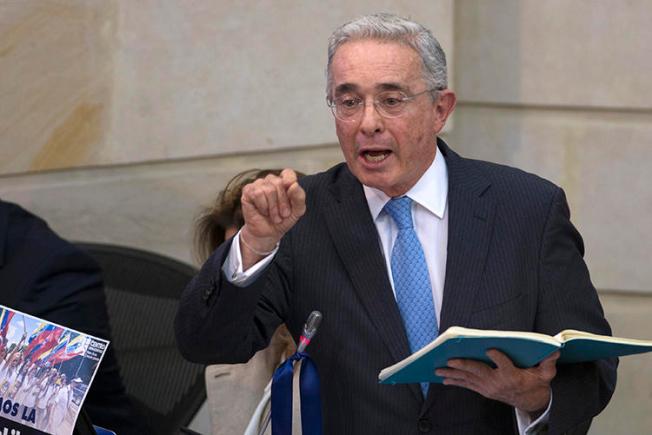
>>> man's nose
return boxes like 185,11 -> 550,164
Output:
359,100 -> 384,135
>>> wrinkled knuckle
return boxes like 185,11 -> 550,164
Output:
261,183 -> 276,195
281,168 -> 296,178
249,182 -> 266,196
242,183 -> 254,196
266,174 -> 282,185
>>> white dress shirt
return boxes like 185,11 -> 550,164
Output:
362,148 -> 448,327
223,149 -> 550,434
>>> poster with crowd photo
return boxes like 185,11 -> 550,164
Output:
0,304 -> 109,435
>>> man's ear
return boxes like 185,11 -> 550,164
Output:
433,89 -> 457,134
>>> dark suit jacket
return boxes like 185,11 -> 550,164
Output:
0,200 -> 150,435
176,141 -> 617,435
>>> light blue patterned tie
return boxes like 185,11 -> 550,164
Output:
384,196 -> 438,396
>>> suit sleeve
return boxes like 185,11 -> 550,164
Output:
175,236 -> 291,365
535,188 -> 617,435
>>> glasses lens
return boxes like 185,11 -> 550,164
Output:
376,91 -> 408,118
333,96 -> 362,120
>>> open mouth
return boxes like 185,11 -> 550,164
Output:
361,150 -> 392,163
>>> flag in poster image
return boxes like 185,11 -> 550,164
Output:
0,304 -> 109,435
28,328 -> 64,363
27,323 -> 48,345
23,325 -> 55,357
0,309 -> 15,338
35,332 -> 70,363
49,333 -> 87,365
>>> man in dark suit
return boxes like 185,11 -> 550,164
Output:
175,13 -> 616,434
0,199 -> 150,434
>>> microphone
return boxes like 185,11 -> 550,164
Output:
297,310 -> 322,353
253,310 -> 323,435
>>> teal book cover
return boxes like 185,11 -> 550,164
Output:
379,327 -> 652,385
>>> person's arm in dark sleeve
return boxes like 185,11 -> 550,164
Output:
536,188 -> 618,435
175,236 -> 290,365
176,169 -> 303,366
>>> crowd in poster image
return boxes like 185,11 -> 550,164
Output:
0,308 -> 96,435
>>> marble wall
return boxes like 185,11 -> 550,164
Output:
451,1 -> 652,294
451,2 -> 652,433
0,0 -> 453,175
596,292 -> 652,434
0,1 -> 114,173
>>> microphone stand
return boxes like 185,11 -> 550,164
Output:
256,311 -> 322,435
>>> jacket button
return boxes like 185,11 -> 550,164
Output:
417,417 -> 432,433
202,287 -> 213,301
202,277 -> 218,301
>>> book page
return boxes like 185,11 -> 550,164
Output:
557,329 -> 652,346
444,326 -> 561,346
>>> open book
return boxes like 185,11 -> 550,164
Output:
379,326 -> 652,385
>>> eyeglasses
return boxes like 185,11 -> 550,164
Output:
327,88 -> 440,121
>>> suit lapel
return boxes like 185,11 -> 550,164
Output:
422,140 -> 496,412
437,140 -> 495,332
321,168 -> 424,403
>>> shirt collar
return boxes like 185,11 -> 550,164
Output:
363,148 -> 448,220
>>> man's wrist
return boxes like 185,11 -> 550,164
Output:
527,406 -> 545,421
521,387 -> 552,421
240,231 -> 278,256
240,227 -> 279,255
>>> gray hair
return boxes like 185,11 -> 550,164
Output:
326,13 -> 447,98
